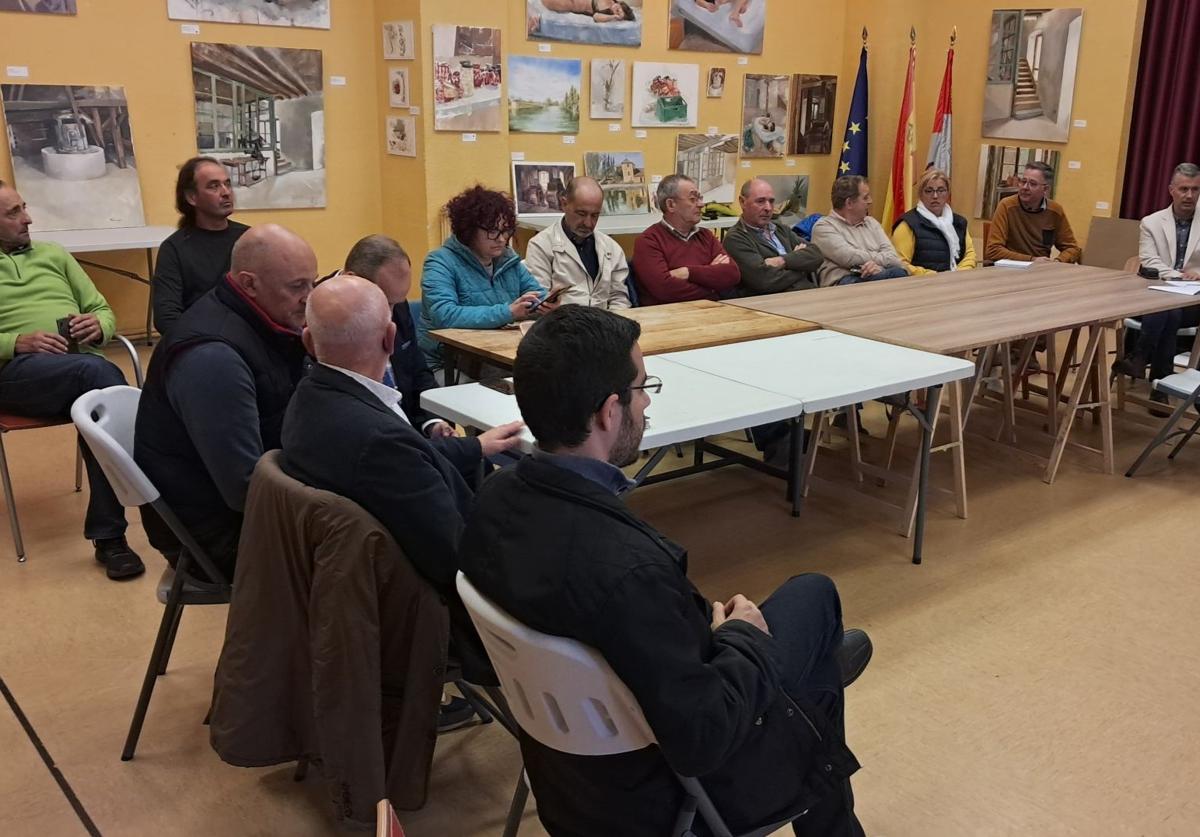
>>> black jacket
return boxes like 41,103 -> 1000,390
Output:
390,301 -> 481,477
279,363 -> 492,683
895,207 -> 968,272
458,457 -> 860,836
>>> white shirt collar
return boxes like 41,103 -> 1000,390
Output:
321,363 -> 410,425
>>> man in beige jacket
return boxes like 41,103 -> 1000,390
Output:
811,175 -> 909,287
524,176 -> 632,310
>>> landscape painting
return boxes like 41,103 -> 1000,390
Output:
631,61 -> 699,128
584,151 -> 650,215
757,174 -> 810,228
741,74 -> 789,158
386,115 -> 416,157
382,20 -> 414,60
190,42 -> 326,209
982,8 -> 1083,143
513,161 -> 576,217
0,1 -> 76,14
433,24 -> 502,132
675,133 -> 737,204
167,0 -> 330,29
789,74 -> 837,154
668,0 -> 766,55
526,0 -> 642,48
0,84 -> 145,230
590,59 -> 626,119
975,144 -> 1061,218
388,68 -> 410,108
508,56 -> 582,135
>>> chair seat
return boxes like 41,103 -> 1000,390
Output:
1153,369 -> 1200,399
1120,319 -> 1197,338
0,413 -> 72,433
156,567 -> 232,606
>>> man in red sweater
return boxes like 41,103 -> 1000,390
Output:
632,174 -> 740,305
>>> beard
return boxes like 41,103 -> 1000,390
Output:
608,405 -> 647,468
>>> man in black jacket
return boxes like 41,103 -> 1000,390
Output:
280,274 -> 516,685
458,305 -> 871,837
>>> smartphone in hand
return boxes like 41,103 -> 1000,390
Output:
55,316 -> 79,353
528,285 -> 569,313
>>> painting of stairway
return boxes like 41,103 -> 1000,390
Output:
982,8 -> 1083,144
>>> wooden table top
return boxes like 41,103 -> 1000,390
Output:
726,264 -> 1200,355
431,299 -> 817,366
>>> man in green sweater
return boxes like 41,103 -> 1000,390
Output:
0,181 -> 143,580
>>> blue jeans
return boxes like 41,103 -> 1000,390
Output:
0,352 -> 128,540
760,574 -> 864,837
837,265 -> 910,285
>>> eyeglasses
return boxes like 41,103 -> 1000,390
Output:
483,227 -> 513,241
628,375 -> 663,395
921,187 -> 949,196
1016,177 -> 1046,188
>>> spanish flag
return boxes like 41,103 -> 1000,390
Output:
882,38 -> 916,229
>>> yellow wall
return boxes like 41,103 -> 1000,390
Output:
1,0 -> 1149,331
0,0 -> 383,333
840,0 -> 1145,247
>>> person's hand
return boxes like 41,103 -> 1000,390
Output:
710,600 -> 728,631
668,266 -> 690,280
723,594 -> 770,635
509,292 -> 542,321
711,253 -> 731,266
532,299 -> 560,317
1031,256 -> 1053,264
1181,271 -> 1200,281
792,243 -> 808,251
14,331 -> 69,355
478,420 -> 524,457
69,313 -> 103,345
764,256 -> 786,269
426,420 -> 456,439
859,260 -> 882,279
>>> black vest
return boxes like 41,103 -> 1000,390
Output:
135,280 -> 308,562
897,207 -> 968,272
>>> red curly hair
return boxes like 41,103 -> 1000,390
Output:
445,185 -> 516,245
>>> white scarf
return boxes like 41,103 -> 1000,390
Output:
916,202 -> 960,271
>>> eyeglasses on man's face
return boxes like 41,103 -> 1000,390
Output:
1016,177 -> 1046,189
628,375 -> 663,396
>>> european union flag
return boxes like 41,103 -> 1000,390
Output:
838,46 -> 869,177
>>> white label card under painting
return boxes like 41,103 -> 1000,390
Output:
166,0 -> 330,30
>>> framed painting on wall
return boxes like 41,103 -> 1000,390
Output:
756,174 -> 810,227
167,0 -> 330,29
388,68 -> 410,108
383,20 -> 415,60
433,24 -> 502,132
631,61 -> 699,128
788,74 -> 837,155
590,59 -> 626,119
526,0 -> 642,48
513,161 -> 577,217
386,116 -> 416,157
508,56 -> 582,135
0,1 -> 77,14
740,74 -> 789,158
668,0 -> 765,55
674,133 -> 737,204
584,151 -> 651,215
975,144 -> 1061,218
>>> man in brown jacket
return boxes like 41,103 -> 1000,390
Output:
984,161 -> 1081,263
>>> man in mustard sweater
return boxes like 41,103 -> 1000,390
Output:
984,161 -> 1081,263
0,182 -> 143,580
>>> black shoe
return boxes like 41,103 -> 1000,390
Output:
1112,353 -> 1148,381
437,696 -> 489,733
1148,390 -> 1172,418
762,437 -> 792,470
94,537 -> 145,581
836,629 -> 873,688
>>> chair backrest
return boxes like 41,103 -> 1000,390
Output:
455,571 -> 656,757
1123,255 -> 1141,273
69,385 -> 158,507
1081,216 -> 1141,269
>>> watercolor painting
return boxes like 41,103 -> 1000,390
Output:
526,0 -> 643,48
590,59 -> 626,119
513,161 -> 576,216
386,115 -> 416,157
584,151 -> 650,215
675,133 -> 737,204
433,24 -> 502,132
789,74 -> 836,154
190,42 -> 325,209
1,83 -> 144,230
668,0 -> 766,55
388,68 -> 410,108
741,73 -> 789,158
0,1 -> 76,14
631,61 -> 699,128
983,8 -> 1083,143
757,174 -> 810,227
508,56 -> 582,135
167,0 -> 330,29
975,144 -> 1061,218
382,20 -> 414,60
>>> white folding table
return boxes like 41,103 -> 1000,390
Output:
663,331 -> 976,562
38,225 -> 177,342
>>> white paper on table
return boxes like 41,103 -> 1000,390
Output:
994,259 -> 1033,269
1148,281 -> 1200,296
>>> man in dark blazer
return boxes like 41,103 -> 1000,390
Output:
724,178 -> 824,295
280,274 -> 519,684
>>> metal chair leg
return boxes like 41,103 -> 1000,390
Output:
1125,393 -> 1194,477
0,432 -> 26,562
501,769 -> 529,837
157,603 -> 185,676
1167,413 -> 1200,460
74,435 -> 83,492
122,568 -> 188,760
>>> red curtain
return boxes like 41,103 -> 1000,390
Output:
1119,0 -> 1200,219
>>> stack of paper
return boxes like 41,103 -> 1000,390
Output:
1148,281 -> 1200,296
995,259 -> 1033,269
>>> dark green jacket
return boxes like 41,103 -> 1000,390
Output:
724,219 -> 824,295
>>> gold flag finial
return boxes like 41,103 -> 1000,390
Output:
950,26 -> 957,47
910,26 -> 917,45
862,26 -> 868,44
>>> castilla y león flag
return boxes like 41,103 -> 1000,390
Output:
927,45 -> 954,176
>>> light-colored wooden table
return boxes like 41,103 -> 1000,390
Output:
727,263 -> 1200,483
431,299 -> 816,377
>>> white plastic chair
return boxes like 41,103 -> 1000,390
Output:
456,571 -> 796,837
1125,369 -> 1200,476
70,385 -> 230,761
